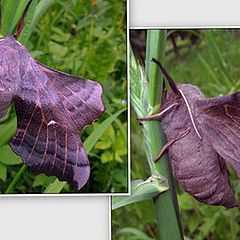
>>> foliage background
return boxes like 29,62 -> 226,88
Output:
0,0 -> 127,194
113,29 -> 240,239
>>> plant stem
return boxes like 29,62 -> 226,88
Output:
146,30 -> 166,106
145,30 -> 184,240
5,165 -> 27,193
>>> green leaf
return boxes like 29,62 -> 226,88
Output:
0,145 -> 22,165
0,163 -> 7,182
114,130 -> 127,156
43,179 -> 66,194
199,216 -> 217,238
33,174 -> 56,187
0,106 -> 17,146
112,175 -> 168,210
94,124 -> 115,150
95,140 -> 112,150
84,108 -> 126,153
88,40 -> 116,80
116,227 -> 155,240
114,152 -> 123,163
101,151 -> 113,163
178,193 -> 194,211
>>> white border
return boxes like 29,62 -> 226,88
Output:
131,26 -> 240,29
127,0 -> 131,197
1,4 -> 131,198
109,196 -> 112,240
0,196 -> 110,240
109,2 -> 130,238
130,0 -> 240,28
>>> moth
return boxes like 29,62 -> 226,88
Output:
138,58 -> 240,208
0,2 -> 105,190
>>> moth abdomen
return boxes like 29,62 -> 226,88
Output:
168,133 -> 236,208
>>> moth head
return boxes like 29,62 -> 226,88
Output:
152,58 -> 204,112
160,83 -> 204,124
151,58 -> 204,139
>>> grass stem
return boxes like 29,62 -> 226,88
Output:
145,29 -> 183,240
5,165 -> 27,194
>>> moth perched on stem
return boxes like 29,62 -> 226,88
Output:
138,58 -> 240,208
0,1 -> 105,190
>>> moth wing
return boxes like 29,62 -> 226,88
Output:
11,98 -> 90,190
197,92 -> 240,175
37,63 -> 105,131
10,60 -> 104,190
0,37 -> 21,121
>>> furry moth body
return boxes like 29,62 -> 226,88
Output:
139,58 -> 239,208
161,84 -> 236,207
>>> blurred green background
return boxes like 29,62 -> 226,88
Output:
0,0 -> 127,194
112,29 -> 240,239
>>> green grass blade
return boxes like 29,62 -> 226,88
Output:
130,47 -> 150,117
8,0 -> 29,35
130,46 -> 156,174
112,177 -> 168,210
1,0 -> 53,42
19,0 -> 55,44
0,0 -> 38,36
1,0 -> 22,34
5,165 -> 27,193
196,51 -> 221,86
32,0 -> 55,27
204,30 -> 233,87
44,108 -> 126,193
116,227 -> 155,240
18,0 -> 39,44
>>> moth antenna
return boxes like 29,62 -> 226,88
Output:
152,58 -> 180,95
14,0 -> 33,38
161,79 -> 167,107
178,89 -> 202,139
137,103 -> 179,121
155,127 -> 190,162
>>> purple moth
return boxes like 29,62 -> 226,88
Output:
138,58 -> 239,208
0,2 -> 105,190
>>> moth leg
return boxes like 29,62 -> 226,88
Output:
137,103 -> 179,121
155,127 -> 190,162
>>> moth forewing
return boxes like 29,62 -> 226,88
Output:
0,2 -> 105,190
